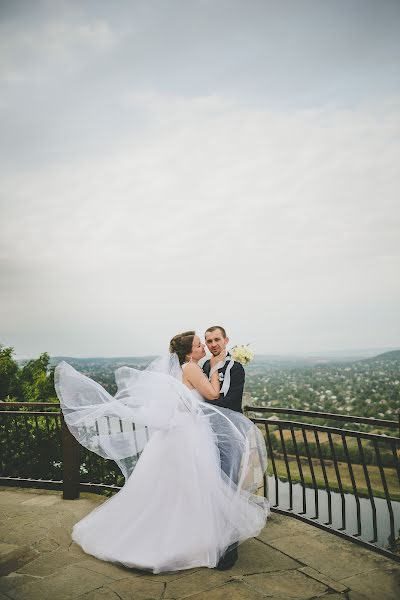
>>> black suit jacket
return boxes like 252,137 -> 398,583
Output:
202,356 -> 245,413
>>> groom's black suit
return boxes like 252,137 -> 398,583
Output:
202,355 -> 245,414
202,353 -> 245,569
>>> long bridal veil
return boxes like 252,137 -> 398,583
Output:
54,354 -> 189,479
55,354 -> 267,493
54,354 -> 270,572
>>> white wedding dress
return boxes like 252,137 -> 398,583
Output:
55,357 -> 270,573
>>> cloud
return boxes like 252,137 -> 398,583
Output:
1,91 -> 399,355
0,17 -> 116,84
1,1 -> 399,355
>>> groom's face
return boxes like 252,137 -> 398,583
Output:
205,329 -> 229,357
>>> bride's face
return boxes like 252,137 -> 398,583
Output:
190,335 -> 206,362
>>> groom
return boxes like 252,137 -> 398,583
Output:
202,325 -> 245,414
202,325 -> 245,570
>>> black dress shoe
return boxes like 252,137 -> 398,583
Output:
216,546 -> 238,570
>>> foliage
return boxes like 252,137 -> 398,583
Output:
0,413 -> 62,479
0,346 -> 57,403
0,412 -> 124,487
0,345 -> 19,400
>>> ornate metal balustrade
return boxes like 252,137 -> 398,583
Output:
1,402 -> 399,562
243,405 -> 400,562
0,402 -> 122,498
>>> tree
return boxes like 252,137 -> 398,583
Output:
18,352 -> 57,402
0,345 -> 19,400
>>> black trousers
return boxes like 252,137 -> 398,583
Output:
219,445 -> 239,557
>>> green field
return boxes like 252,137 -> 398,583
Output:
267,455 -> 400,501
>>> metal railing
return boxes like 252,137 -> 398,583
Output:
1,402 -> 399,561
243,405 -> 400,562
0,402 -> 122,498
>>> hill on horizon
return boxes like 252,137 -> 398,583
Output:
361,349 -> 400,364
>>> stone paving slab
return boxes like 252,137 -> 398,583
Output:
266,527 -> 396,581
75,589 -> 121,600
163,569 -> 232,598
188,581 -> 267,599
5,564 -> 114,600
244,569 -> 328,598
16,547 -> 83,577
0,574 -> 37,596
297,566 -> 348,593
0,486 -> 399,600
0,544 -> 36,578
340,567 -> 400,600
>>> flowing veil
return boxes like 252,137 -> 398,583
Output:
54,353 -> 268,497
55,354 -> 185,479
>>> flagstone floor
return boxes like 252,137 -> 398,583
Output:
0,486 -> 399,600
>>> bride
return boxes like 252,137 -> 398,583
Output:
54,330 -> 270,574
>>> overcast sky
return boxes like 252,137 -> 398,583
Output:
1,0 -> 399,358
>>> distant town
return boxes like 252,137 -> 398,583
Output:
46,349 -> 400,424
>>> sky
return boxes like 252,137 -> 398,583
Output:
1,0 -> 399,358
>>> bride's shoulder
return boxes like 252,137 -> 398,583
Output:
182,362 -> 205,380
182,361 -> 201,372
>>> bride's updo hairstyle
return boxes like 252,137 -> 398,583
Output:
169,331 -> 195,365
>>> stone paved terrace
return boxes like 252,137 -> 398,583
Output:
0,487 -> 399,600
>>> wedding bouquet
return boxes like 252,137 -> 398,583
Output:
231,344 -> 254,365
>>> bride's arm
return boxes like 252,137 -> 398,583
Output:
183,363 -> 220,400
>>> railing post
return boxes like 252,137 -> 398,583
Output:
61,414 -> 80,499
242,391 -> 252,414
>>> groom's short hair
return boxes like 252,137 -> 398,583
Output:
205,325 -> 227,338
